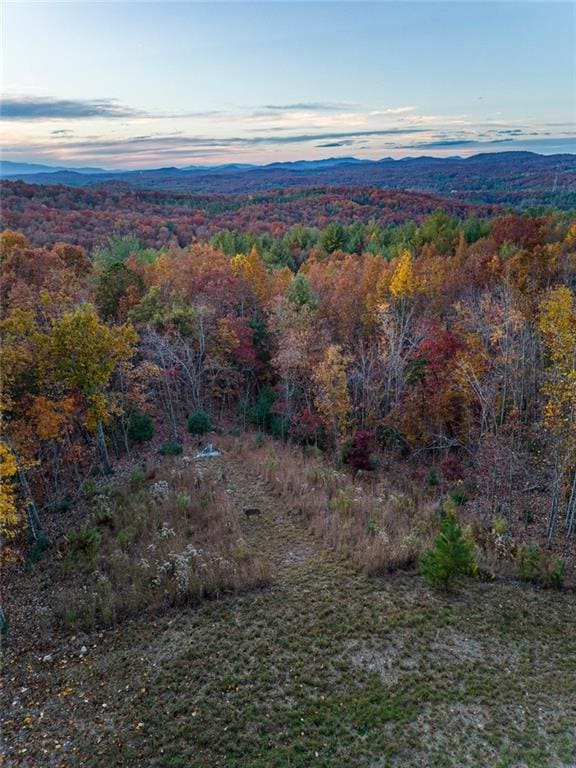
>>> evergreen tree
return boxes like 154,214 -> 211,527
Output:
420,512 -> 476,590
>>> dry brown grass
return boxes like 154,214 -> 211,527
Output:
223,434 -> 437,574
50,452 -> 270,630
220,433 -> 575,588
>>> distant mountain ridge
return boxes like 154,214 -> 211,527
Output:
2,151 -> 564,179
2,152 -> 574,209
0,155 -> 376,178
0,160 -> 111,176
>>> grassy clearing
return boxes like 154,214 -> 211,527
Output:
233,435 -> 573,587
49,452 -> 269,631
229,435 -> 437,574
2,440 -> 576,767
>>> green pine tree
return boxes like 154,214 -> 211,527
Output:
420,512 -> 476,590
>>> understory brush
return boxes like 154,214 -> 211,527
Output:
225,434 -> 573,588
52,454 -> 269,630
225,435 -> 436,574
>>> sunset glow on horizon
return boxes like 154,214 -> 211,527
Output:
2,1 -> 574,169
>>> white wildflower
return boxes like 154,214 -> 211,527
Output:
150,481 -> 170,502
159,522 -> 176,539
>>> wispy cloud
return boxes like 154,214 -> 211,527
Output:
261,102 -> 357,112
494,128 -> 524,135
1,95 -> 143,120
409,138 -> 514,149
40,127 -> 430,158
369,107 -> 416,116
3,93 -> 573,168
316,140 -> 357,148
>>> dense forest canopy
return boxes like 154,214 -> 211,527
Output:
1,180 -> 498,252
1,201 -> 575,569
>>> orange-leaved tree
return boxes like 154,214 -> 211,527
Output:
40,304 -> 138,474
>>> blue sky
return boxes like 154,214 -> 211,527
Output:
2,1 -> 574,168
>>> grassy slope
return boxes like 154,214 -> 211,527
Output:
3,452 -> 576,767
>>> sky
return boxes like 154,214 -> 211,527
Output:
1,1 -> 575,169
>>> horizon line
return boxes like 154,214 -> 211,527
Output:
2,148 -> 575,175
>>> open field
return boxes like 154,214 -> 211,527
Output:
3,448 -> 576,768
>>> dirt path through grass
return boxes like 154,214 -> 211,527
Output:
3,452 -> 576,768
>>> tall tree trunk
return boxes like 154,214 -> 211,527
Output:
15,462 -> 43,543
97,421 -> 113,476
565,471 -> 576,537
547,465 -> 561,544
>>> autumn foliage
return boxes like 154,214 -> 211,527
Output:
0,199 -> 575,555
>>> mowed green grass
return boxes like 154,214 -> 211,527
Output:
4,457 -> 576,767
9,557 -> 576,767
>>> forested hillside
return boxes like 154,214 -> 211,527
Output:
3,0 -> 575,761
1,180 -> 497,251
1,206 -> 575,570
4,151 -> 575,209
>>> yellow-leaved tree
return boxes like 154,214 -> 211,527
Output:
389,250 -> 419,299
313,344 -> 351,442
0,441 -> 20,546
40,304 -> 138,474
538,285 -> 576,539
231,245 -> 269,303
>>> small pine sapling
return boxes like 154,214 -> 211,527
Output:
420,511 -> 476,590
187,410 -> 212,435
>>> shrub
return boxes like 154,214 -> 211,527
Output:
83,479 -> 97,499
420,512 -> 476,590
63,527 -> 102,570
116,525 -> 138,549
93,505 -> 115,529
187,410 -> 212,435
53,495 -> 74,514
329,487 -> 355,516
27,533 -> 50,565
246,387 -> 277,429
517,543 -> 541,582
522,509 -> 534,525
541,556 -> 566,590
158,441 -> 183,456
449,488 -> 468,507
176,490 -> 191,509
304,444 -> 324,460
130,465 -> 145,490
439,455 -> 464,483
341,431 -> 376,474
127,411 -> 154,443
517,544 -> 566,589
290,407 -> 326,447
491,516 -> 507,537
264,455 -> 279,473
269,414 -> 289,440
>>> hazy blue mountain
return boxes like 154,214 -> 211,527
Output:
1,160 -> 109,176
2,152 -> 574,209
